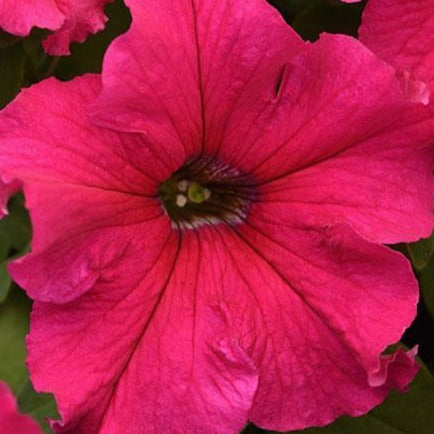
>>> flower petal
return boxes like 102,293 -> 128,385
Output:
259,121 -> 434,243
0,0 -> 110,55
28,230 -> 258,433
359,0 -> 434,86
0,382 -> 41,434
217,34 -> 419,179
25,199 -> 419,432
42,0 -> 112,55
217,34 -> 434,244
226,205 -> 419,430
91,0 -> 303,156
0,75 -> 181,302
0,0 -> 64,37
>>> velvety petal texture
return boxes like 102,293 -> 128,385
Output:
360,0 -> 434,87
0,0 -> 63,37
0,382 -> 41,434
215,35 -> 434,244
0,75 -> 182,303
0,75 -> 258,433
91,0 -> 304,149
227,213 -> 419,430
96,25 -> 434,245
0,0 -> 432,433
28,230 -> 259,433
0,0 -> 111,55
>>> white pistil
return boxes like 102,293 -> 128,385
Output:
177,180 -> 189,192
176,194 -> 188,207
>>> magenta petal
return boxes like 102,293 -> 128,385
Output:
360,0 -> 434,87
260,123 -> 434,243
91,0 -> 303,155
230,206 -> 419,430
27,230 -> 258,433
0,382 -> 41,434
42,0 -> 112,55
1,1 -> 428,431
94,17 -> 433,246
218,34 -> 434,243
220,33 -> 425,180
0,0 -> 64,37
28,213 -> 417,432
0,75 -> 180,302
370,347 -> 418,389
0,0 -> 110,55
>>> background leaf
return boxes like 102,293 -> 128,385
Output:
17,380 -> 59,434
0,194 -> 31,301
0,261 -> 12,303
0,42 -> 25,108
419,254 -> 434,321
0,286 -> 31,393
407,234 -> 434,271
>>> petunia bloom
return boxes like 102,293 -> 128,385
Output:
0,0 -> 433,432
0,382 -> 41,434
359,0 -> 434,91
0,0 -> 112,55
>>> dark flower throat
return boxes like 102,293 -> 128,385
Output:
158,155 -> 256,230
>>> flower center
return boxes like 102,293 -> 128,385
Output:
158,155 -> 256,230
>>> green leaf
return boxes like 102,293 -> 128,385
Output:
244,363 -> 434,434
407,233 -> 434,271
0,287 -> 58,432
419,254 -> 434,321
0,43 -> 25,108
17,380 -> 59,434
0,194 -> 31,302
0,286 -> 31,393
0,261 -> 12,303
0,232 -> 11,262
0,193 -> 32,253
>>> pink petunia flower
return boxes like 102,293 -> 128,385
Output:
0,382 -> 41,434
0,0 -> 112,55
0,0 -> 433,432
359,0 -> 434,91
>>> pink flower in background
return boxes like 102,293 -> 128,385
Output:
0,0 -> 433,432
0,382 -> 41,434
359,0 -> 434,90
0,0 -> 112,55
